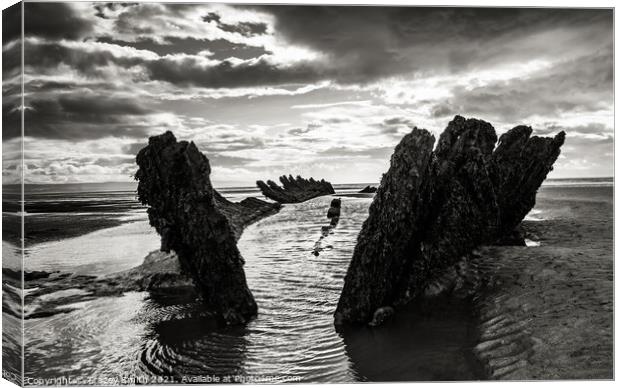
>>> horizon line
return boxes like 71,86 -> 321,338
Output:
3,176 -> 615,188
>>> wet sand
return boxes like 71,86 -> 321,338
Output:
7,183 -> 613,382
3,201 -> 143,246
19,195 -> 485,382
470,185 -> 613,379
22,213 -> 130,246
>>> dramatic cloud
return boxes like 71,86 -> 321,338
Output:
24,3 -> 95,40
97,36 -> 270,60
202,11 -> 268,37
145,56 -> 322,88
376,117 -> 416,134
2,3 -> 613,184
11,93 -> 174,140
256,6 -> 612,82
432,47 -> 613,122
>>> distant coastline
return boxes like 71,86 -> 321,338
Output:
2,176 -> 614,194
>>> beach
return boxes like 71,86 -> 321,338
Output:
471,184 -> 613,379
1,179 -> 613,382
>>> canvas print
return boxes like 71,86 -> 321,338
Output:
1,1 -> 614,385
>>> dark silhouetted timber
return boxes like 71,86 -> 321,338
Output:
135,131 -> 275,325
358,185 -> 377,193
257,175 -> 335,203
335,115 -> 565,326
312,198 -> 342,256
17,134 -> 281,322
327,198 -> 341,219
115,194 -> 282,295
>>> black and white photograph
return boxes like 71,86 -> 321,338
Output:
1,0 -> 615,385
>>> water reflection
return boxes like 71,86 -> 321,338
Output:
140,311 -> 249,379
136,196 -> 363,382
23,195 -> 482,382
340,297 -> 483,381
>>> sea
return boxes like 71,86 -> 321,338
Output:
1,177 -> 613,383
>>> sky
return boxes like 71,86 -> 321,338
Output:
2,2 -> 614,186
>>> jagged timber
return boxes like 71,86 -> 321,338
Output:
257,175 -> 335,203
114,195 -> 281,293
358,185 -> 377,193
312,198 -> 342,256
335,115 -> 565,326
135,131 -> 270,325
